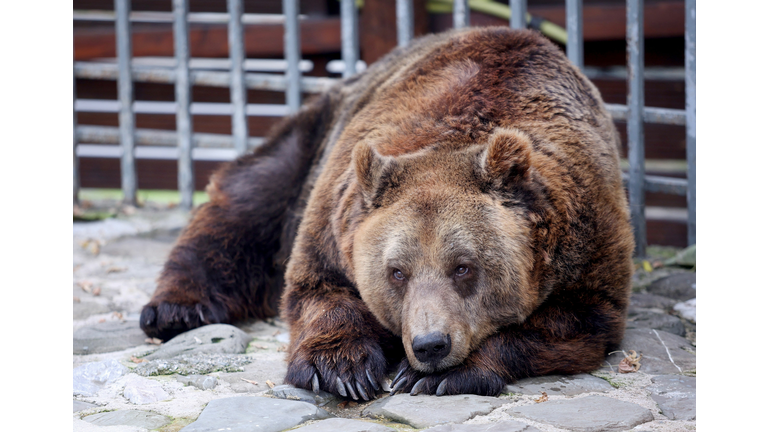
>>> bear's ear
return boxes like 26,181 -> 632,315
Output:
353,143 -> 396,207
479,128 -> 533,189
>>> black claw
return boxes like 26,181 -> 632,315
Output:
336,377 -> 348,397
392,363 -> 408,384
390,377 -> 407,395
345,381 -> 359,400
356,381 -> 370,401
436,379 -> 448,396
410,377 -> 427,396
366,369 -> 380,391
312,373 -> 320,394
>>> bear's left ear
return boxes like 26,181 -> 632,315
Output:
353,143 -> 397,207
479,128 -> 533,189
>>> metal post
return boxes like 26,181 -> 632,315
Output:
566,0 -> 584,69
173,0 -> 195,210
685,0 -> 696,246
396,0 -> 414,48
227,0 -> 249,156
510,0 -> 527,30
115,0 -> 137,205
453,0 -> 469,29
283,0 -> 301,112
73,71 -> 80,205
627,0 -> 645,257
341,0 -> 359,78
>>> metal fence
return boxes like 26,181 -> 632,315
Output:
73,0 -> 696,256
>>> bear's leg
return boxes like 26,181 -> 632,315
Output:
141,94 -> 337,341
282,283 -> 403,400
388,301 -> 625,396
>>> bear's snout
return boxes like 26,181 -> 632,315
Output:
412,332 -> 451,364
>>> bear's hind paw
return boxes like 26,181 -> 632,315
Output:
140,300 -> 227,341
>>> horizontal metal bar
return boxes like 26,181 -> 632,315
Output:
77,125 -> 264,149
74,10 -> 306,24
582,66 -> 686,81
74,62 -> 337,93
89,57 -> 314,73
75,99 -> 289,116
326,59 -> 366,74
76,144 -> 240,162
621,172 -> 688,196
605,104 -> 686,126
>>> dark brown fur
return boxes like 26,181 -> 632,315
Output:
141,28 -> 634,398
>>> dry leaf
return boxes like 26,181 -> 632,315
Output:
265,380 -> 275,389
277,344 -> 288,352
251,344 -> 269,350
93,287 -> 102,296
618,350 -> 642,373
130,356 -> 147,364
241,378 -> 258,386
271,330 -> 281,337
78,281 -> 93,293
652,260 -> 664,269
534,391 -> 548,403
80,239 -> 101,255
337,401 -> 350,409
73,296 -> 81,303
145,337 -> 163,345
642,260 -> 653,272
112,311 -> 123,320
106,266 -> 127,274
98,318 -> 106,323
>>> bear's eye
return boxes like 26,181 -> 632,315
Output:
454,265 -> 471,277
392,269 -> 406,281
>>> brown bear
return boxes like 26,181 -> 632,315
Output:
140,27 -> 634,399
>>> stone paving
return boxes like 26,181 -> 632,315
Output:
73,206 -> 696,432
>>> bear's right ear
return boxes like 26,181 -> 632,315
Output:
479,128 -> 533,190
353,143 -> 397,207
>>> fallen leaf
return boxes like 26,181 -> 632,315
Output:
534,391 -> 548,403
98,318 -> 106,323
642,260 -> 653,272
619,350 -> 642,373
112,311 -> 123,320
272,330 -> 281,337
241,378 -> 258,386
106,266 -> 127,274
145,338 -> 163,345
130,356 -> 147,363
78,281 -> 93,293
80,239 -> 101,255
92,287 -> 102,296
652,260 -> 664,269
73,296 -> 81,303
277,344 -> 288,352
251,344 -> 269,350
337,401 -> 350,409
266,380 -> 275,389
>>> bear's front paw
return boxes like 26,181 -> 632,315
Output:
140,300 -> 227,341
389,358 -> 506,397
285,338 -> 388,401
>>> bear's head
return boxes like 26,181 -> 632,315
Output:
352,128 -> 543,373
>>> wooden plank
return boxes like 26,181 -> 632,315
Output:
75,17 -> 341,60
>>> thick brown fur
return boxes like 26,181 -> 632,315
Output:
141,28 -> 634,398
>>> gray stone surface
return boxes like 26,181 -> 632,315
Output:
506,395 -> 654,432
82,410 -> 172,429
363,394 -> 506,429
269,384 -> 337,406
73,360 -> 129,396
73,400 -> 99,412
626,309 -> 686,336
646,273 -> 696,301
424,421 -> 539,431
212,352 -> 288,393
144,324 -> 253,360
73,320 -> 149,354
603,328 -> 695,375
629,293 -> 678,310
123,375 -> 171,404
504,374 -> 614,396
180,397 -> 332,432
648,375 -> 696,420
133,353 -> 253,376
177,374 -> 218,390
294,418 -> 394,431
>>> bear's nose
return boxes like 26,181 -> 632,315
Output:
412,332 -> 451,364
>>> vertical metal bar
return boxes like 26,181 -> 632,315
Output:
566,0 -> 584,69
341,0 -> 359,77
510,0 -> 527,30
115,0 -> 137,205
627,0 -> 645,257
228,0 -> 249,156
396,0 -> 414,48
283,0 -> 301,112
685,0 -> 696,246
453,0 -> 469,29
173,0 -> 194,210
73,71 -> 80,205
